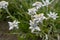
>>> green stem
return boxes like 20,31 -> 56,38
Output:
57,34 -> 60,40
53,20 -> 57,32
5,8 -> 16,20
46,6 -> 48,14
48,26 -> 52,35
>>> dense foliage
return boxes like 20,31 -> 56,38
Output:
0,0 -> 60,40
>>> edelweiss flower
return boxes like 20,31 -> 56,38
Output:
42,0 -> 54,6
29,20 -> 40,33
28,8 -> 37,16
47,11 -> 58,20
33,13 -> 46,23
8,20 -> 20,30
0,1 -> 8,9
32,2 -> 43,9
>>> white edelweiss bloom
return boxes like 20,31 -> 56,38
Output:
42,0 -> 54,6
47,11 -> 58,20
33,13 -> 47,23
28,8 -> 37,16
8,20 -> 20,30
29,20 -> 41,33
29,20 -> 37,29
32,2 -> 43,9
0,1 -> 8,9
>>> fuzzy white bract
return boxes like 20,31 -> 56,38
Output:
0,1 -> 8,9
29,20 -> 40,33
42,0 -> 54,6
28,8 -> 37,16
33,13 -> 46,23
47,11 -> 58,20
32,2 -> 43,9
8,20 -> 20,30
45,34 -> 48,40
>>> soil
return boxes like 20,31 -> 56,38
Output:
0,21 -> 18,40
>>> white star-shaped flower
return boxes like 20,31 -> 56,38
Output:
8,20 -> 20,30
42,0 -> 54,6
47,11 -> 58,20
32,2 -> 43,9
28,8 -> 37,16
29,20 -> 41,33
0,1 -> 8,9
33,13 -> 47,23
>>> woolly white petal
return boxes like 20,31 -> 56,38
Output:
31,29 -> 35,33
9,26 -> 14,30
35,26 -> 41,31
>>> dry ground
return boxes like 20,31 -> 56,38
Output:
0,21 -> 18,40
